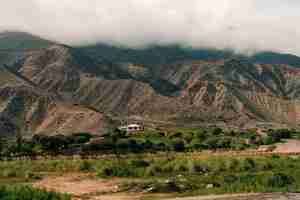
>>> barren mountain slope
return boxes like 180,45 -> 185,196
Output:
0,65 -> 108,137
15,45 -> 300,127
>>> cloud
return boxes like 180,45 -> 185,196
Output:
1,0 -> 300,55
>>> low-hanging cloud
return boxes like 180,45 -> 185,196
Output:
1,0 -> 300,55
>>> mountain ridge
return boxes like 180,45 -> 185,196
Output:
1,32 -> 300,135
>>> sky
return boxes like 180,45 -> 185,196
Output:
1,0 -> 300,55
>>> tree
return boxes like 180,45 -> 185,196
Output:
0,138 -> 4,159
172,139 -> 185,152
16,131 -> 23,153
212,127 -> 223,136
108,128 -> 126,161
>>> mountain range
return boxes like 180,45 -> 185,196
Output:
1,32 -> 300,136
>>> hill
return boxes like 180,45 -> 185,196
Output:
0,32 -> 52,50
0,64 -> 108,137
1,31 -> 300,134
15,44 -> 300,129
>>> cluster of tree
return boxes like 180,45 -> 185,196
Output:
93,127 -> 300,155
0,127 -> 299,158
166,128 -> 262,151
0,133 -> 93,158
82,128 -> 262,155
262,129 -> 296,145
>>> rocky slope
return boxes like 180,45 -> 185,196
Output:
0,65 -> 108,137
12,44 -> 300,129
2,32 -> 300,133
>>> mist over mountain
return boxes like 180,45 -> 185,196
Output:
1,0 -> 300,56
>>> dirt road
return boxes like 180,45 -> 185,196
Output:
274,139 -> 300,153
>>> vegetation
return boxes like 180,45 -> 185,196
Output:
0,155 -> 300,195
262,128 -> 295,145
0,128 -> 299,159
93,127 -> 300,154
0,133 -> 93,158
98,156 -> 300,194
0,185 -> 70,200
0,32 -> 51,50
80,44 -> 300,68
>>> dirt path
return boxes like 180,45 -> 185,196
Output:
32,174 -> 300,200
33,173 -> 141,200
274,139 -> 300,153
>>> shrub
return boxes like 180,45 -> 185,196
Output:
243,158 -> 256,171
98,165 -> 133,177
212,128 -> 223,136
228,159 -> 240,171
224,174 -> 238,184
79,160 -> 93,172
267,173 -> 295,188
0,185 -> 70,200
2,169 -> 17,178
24,171 -> 42,180
130,159 -> 150,168
145,164 -> 162,177
142,140 -> 153,149
173,162 -> 188,173
172,139 -> 185,152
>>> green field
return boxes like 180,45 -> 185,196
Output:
0,155 -> 300,197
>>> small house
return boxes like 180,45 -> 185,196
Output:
118,124 -> 144,133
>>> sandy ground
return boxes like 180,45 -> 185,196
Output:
33,174 -> 300,200
274,139 -> 300,153
33,173 -> 141,200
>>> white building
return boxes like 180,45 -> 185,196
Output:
119,124 -> 144,133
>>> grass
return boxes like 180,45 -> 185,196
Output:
0,155 -> 300,196
0,185 -> 70,200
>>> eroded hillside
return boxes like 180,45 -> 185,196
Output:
13,44 -> 300,128
0,65 -> 108,137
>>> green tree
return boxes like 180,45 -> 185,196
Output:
172,139 -> 185,152
0,138 -> 4,158
212,127 -> 223,136
108,128 -> 126,160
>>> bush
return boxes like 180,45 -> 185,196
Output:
243,158 -> 256,171
224,174 -> 238,184
2,169 -> 17,178
212,128 -> 223,136
172,139 -> 185,152
98,165 -> 133,177
145,164 -> 162,177
130,160 -> 150,168
0,185 -> 70,200
79,160 -> 93,172
24,171 -> 42,180
267,173 -> 295,188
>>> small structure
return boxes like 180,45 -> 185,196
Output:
118,124 -> 144,133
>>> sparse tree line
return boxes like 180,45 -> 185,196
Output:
0,127 -> 299,159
